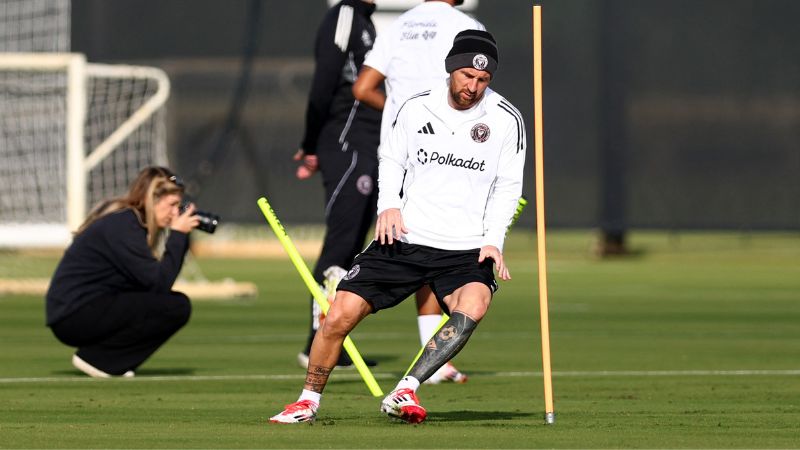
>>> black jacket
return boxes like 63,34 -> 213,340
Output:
45,209 -> 190,326
300,0 -> 381,154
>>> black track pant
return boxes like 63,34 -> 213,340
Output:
50,291 -> 191,375
303,143 -> 377,354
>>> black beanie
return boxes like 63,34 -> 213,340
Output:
445,29 -> 499,75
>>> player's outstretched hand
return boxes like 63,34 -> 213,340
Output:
294,149 -> 319,180
375,208 -> 407,245
479,245 -> 510,281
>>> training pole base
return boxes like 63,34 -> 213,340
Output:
544,412 -> 556,425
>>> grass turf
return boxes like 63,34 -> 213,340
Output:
0,230 -> 798,448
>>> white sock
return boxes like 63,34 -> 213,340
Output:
395,376 -> 421,392
417,314 -> 442,346
298,389 -> 321,408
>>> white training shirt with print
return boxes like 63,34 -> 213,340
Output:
377,85 -> 525,252
364,1 -> 484,146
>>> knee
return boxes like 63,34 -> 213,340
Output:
449,291 -> 491,322
169,291 -> 192,327
318,294 -> 367,340
457,302 -> 489,322
319,307 -> 354,340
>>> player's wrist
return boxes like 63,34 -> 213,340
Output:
481,240 -> 504,253
377,202 -> 402,215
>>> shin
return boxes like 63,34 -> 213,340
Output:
408,311 -> 478,382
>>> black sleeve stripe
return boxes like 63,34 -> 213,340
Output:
498,100 -> 523,153
499,100 -> 524,145
392,90 -> 431,128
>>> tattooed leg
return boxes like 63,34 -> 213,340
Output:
408,311 -> 478,383
300,291 -> 372,394
304,365 -> 333,393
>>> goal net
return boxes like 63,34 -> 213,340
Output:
0,0 -> 70,53
0,54 -> 169,247
0,1 -> 257,299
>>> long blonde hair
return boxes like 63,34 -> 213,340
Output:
76,166 -> 185,258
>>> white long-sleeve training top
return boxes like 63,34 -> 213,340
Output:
377,85 -> 526,252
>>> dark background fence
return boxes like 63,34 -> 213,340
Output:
72,0 -> 800,230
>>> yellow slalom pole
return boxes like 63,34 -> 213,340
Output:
402,197 -> 528,377
257,197 -> 383,397
533,4 -> 555,425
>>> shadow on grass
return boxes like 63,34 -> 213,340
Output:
325,353 -> 401,374
132,367 -> 196,376
427,410 -> 537,422
52,367 -> 197,376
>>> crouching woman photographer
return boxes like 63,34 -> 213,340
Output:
46,166 -> 200,378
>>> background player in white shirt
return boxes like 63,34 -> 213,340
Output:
272,30 -> 526,425
352,0 -> 484,384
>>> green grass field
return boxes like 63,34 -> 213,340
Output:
1,230 -> 799,448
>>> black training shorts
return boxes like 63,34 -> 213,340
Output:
336,241 -> 498,314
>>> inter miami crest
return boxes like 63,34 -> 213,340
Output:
343,264 -> 360,281
472,53 -> 489,71
470,123 -> 490,143
356,174 -> 373,195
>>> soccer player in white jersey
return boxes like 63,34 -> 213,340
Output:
352,0 -> 484,385
271,30 -> 526,425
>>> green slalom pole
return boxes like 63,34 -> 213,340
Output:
403,196 -> 528,377
257,197 -> 383,397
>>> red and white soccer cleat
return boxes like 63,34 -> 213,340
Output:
269,400 -> 318,424
380,388 -> 427,424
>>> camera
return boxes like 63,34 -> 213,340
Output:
180,200 -> 220,234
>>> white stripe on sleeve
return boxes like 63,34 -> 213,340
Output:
334,5 -> 353,52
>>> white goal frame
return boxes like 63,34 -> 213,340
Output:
0,53 -> 170,247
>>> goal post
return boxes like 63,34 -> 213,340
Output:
0,1 -> 257,299
0,53 -> 170,247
